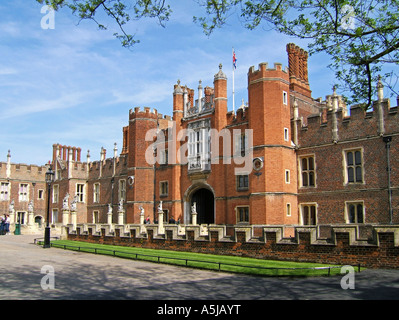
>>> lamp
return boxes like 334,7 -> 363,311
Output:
43,165 -> 55,248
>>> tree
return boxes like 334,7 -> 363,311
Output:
37,0 -> 399,108
37,0 -> 172,48
194,0 -> 399,108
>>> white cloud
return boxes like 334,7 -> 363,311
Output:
0,0 -> 348,166
0,67 -> 18,75
0,91 -> 94,120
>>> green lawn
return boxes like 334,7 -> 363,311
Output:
44,239 -> 362,277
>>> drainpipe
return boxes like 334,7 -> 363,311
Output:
153,159 -> 156,223
331,87 -> 339,143
111,177 -> 115,215
377,77 -> 385,136
383,136 -> 393,224
153,119 -> 159,223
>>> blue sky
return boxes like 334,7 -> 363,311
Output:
0,0 -> 346,165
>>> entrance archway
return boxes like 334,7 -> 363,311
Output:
191,188 -> 214,224
34,216 -> 43,228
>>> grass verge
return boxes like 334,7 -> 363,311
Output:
44,240 -> 363,277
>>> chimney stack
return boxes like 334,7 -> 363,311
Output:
286,43 -> 311,98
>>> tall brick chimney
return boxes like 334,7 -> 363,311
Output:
286,43 -> 311,98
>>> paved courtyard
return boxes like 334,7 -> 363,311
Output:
1,234 -> 398,302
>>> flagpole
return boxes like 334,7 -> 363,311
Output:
232,47 -> 235,114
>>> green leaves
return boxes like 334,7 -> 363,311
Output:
193,0 -> 399,108
36,0 -> 171,49
36,0 -> 399,107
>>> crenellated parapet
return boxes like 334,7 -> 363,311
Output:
226,100 -> 249,126
89,155 -> 128,174
298,97 -> 399,147
67,223 -> 399,269
0,161 -> 47,180
129,106 -> 159,121
248,62 -> 289,84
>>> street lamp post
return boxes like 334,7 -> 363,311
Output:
43,165 -> 55,248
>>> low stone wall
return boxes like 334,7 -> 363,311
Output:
63,223 -> 399,269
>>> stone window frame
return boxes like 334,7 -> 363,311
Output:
0,181 -> 10,201
343,148 -> 365,185
76,183 -> 85,203
285,169 -> 290,184
118,179 -> 126,202
236,174 -> 249,191
160,181 -> 169,197
93,210 -> 99,224
187,118 -> 211,172
19,183 -> 29,202
235,206 -> 249,224
52,184 -> 59,204
284,128 -> 289,141
38,189 -> 44,200
93,183 -> 100,203
52,208 -> 59,224
283,91 -> 288,105
160,149 -> 168,165
234,132 -> 248,157
344,200 -> 365,224
286,203 -> 291,217
299,202 -> 318,225
298,154 -> 316,188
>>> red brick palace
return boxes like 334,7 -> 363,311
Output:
38,43 -> 399,228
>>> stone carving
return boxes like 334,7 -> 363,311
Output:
9,200 -> 14,212
27,200 -> 34,212
191,202 -> 197,214
63,193 -> 70,209
71,195 -> 78,211
118,199 -> 124,212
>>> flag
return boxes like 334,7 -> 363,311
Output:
233,49 -> 237,69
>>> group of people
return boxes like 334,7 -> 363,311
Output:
143,216 -> 180,225
0,214 -> 10,235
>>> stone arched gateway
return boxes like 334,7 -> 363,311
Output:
184,183 -> 215,224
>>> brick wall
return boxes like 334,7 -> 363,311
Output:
296,99 -> 399,225
66,223 -> 399,269
0,160 -> 47,221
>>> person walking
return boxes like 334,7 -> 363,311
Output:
4,214 -> 10,235
0,215 -> 4,235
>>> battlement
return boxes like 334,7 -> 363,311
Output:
89,154 -> 127,174
0,161 -> 46,174
67,223 -> 399,269
248,62 -> 289,81
158,114 -> 172,121
71,161 -> 88,172
129,106 -> 159,120
226,100 -> 249,126
298,97 -> 399,147
173,80 -> 216,119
